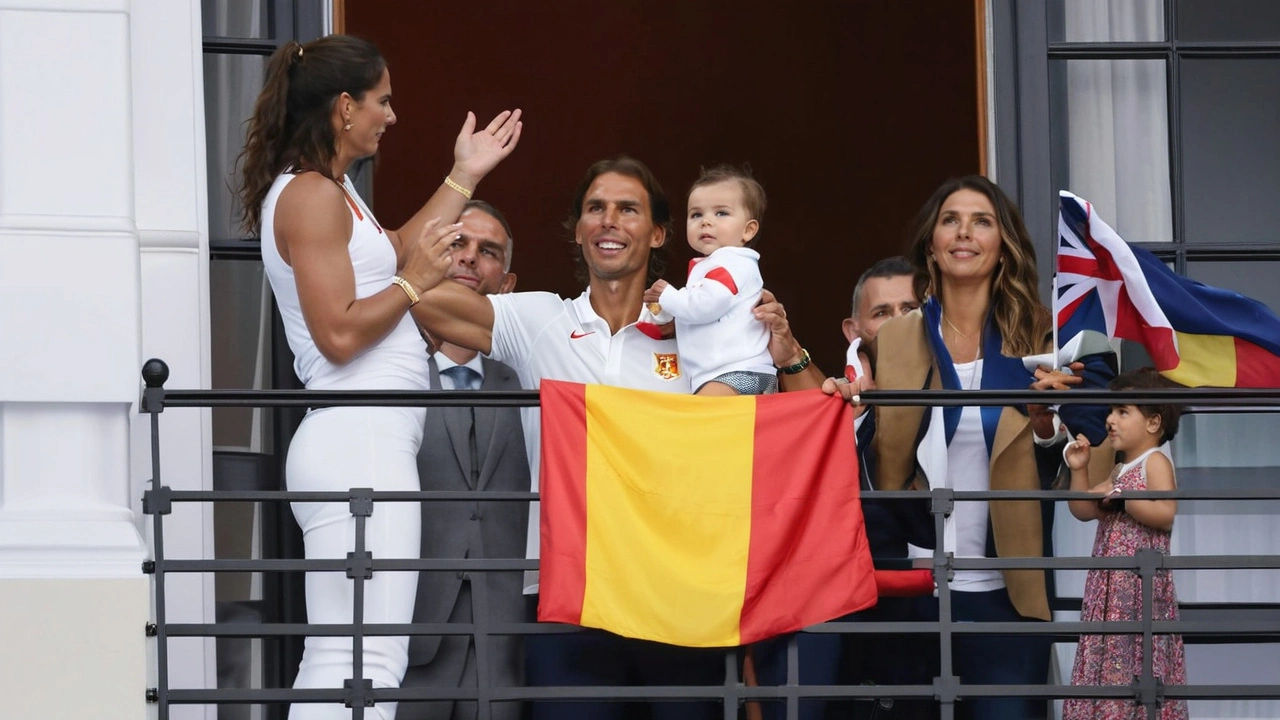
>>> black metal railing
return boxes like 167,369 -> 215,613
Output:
140,359 -> 1280,720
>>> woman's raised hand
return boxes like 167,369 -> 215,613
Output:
450,110 -> 523,186
399,218 -> 461,294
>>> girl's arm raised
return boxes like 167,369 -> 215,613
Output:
1124,450 -> 1178,532
1065,434 -> 1112,521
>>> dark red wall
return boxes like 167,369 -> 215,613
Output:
346,0 -> 980,373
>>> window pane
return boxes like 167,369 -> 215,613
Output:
1051,59 -> 1172,243
1170,261 -> 1280,603
202,0 -> 268,40
211,259 -> 274,453
1049,0 -> 1165,42
1181,58 -> 1280,245
204,52 -> 265,241
1176,0 -> 1280,42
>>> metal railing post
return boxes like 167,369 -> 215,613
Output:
141,358 -> 172,720
345,487 -> 375,718
932,488 -> 958,720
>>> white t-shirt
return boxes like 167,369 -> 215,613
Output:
948,359 -> 1004,592
487,289 -> 692,592
261,172 -> 428,392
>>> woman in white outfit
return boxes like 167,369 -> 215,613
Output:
236,34 -> 521,719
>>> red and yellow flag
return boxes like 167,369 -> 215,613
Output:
537,380 -> 877,648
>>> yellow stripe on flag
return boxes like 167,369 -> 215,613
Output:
1166,331 -> 1236,387
580,384 -> 756,646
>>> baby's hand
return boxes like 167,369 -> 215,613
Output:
1063,433 -> 1092,470
643,279 -> 669,304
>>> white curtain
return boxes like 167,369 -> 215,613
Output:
1063,0 -> 1172,244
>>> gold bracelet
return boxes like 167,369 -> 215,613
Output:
443,175 -> 473,200
391,275 -> 420,307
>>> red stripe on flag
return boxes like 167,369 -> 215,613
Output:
1083,234 -> 1125,282
740,390 -> 877,644
537,381 -> 589,624
1113,288 -> 1181,371
1056,293 -> 1089,329
1234,337 -> 1280,388
1057,254 -> 1100,278
703,267 -> 739,295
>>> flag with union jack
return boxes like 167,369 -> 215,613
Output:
1056,191 -> 1280,388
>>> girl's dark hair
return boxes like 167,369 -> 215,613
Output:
1110,366 -> 1183,442
688,164 -> 767,249
236,35 -> 386,233
906,175 -> 1049,356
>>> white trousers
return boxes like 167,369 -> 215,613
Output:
286,405 -> 426,720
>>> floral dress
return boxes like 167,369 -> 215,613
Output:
1063,448 -> 1188,720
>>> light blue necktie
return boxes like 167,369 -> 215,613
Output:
439,364 -> 481,486
441,364 -> 481,391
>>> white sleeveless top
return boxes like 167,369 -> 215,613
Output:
261,172 -> 429,391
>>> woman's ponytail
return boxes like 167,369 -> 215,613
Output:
236,40 -> 303,233
234,35 -> 385,234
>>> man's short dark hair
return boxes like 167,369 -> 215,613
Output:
851,255 -> 915,316
462,199 -> 514,270
563,156 -> 671,286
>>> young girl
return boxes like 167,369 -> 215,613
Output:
1062,367 -> 1188,720
641,165 -> 777,396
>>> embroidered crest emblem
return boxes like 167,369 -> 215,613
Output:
653,353 -> 681,380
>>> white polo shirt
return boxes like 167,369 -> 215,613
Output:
487,288 -> 691,593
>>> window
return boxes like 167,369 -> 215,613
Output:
996,3 -> 1280,712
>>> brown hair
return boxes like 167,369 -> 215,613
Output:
688,164 -> 767,249
906,175 -> 1049,356
235,35 -> 386,233
1110,367 -> 1183,442
563,156 -> 671,285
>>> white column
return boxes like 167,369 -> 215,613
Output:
0,0 -> 145,574
130,0 -> 219,714
0,1 -> 150,718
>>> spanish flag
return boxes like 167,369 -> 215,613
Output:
537,380 -> 877,648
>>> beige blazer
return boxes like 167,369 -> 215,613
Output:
867,310 -> 1113,620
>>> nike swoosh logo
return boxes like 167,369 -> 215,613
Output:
570,330 -> 595,339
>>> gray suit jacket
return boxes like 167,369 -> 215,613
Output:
407,354 -> 531,666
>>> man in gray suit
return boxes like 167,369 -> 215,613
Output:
401,200 -> 529,720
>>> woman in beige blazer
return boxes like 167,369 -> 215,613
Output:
860,176 -> 1116,720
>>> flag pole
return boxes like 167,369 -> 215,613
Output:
1052,274 -> 1060,369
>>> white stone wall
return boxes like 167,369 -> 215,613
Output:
0,0 -> 213,718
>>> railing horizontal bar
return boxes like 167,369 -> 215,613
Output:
153,387 -> 1280,410
156,490 -> 537,502
163,685 -> 942,703
152,553 -> 1280,573
950,555 -> 1280,571
162,389 -> 540,408
146,488 -> 1280,503
162,683 -> 1280,704
162,620 -> 1280,639
156,558 -> 537,572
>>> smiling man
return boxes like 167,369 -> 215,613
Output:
412,156 -> 823,720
